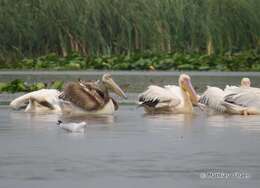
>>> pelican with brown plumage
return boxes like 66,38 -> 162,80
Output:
9,73 -> 127,115
59,73 -> 127,115
138,74 -> 200,114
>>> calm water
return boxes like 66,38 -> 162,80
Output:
0,106 -> 260,188
1,71 -> 260,187
1,71 -> 260,93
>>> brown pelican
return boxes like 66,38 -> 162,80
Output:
138,74 -> 200,114
59,73 -> 127,115
199,77 -> 260,115
9,73 -> 127,115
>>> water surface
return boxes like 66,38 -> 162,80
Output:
1,71 -> 260,93
0,106 -> 260,188
1,71 -> 260,187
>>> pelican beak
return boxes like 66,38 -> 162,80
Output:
106,78 -> 127,99
183,79 -> 199,105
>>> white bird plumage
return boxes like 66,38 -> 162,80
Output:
10,89 -> 62,113
139,85 -> 182,108
138,74 -> 199,114
198,86 -> 227,113
199,78 -> 260,115
9,73 -> 126,115
57,120 -> 87,133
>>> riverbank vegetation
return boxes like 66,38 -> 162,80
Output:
0,50 -> 260,71
0,0 -> 260,70
0,79 -> 63,93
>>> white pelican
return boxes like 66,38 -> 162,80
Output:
240,77 -> 251,88
199,77 -> 260,115
9,73 -> 127,115
57,120 -> 87,133
138,74 -> 200,114
9,89 -> 62,113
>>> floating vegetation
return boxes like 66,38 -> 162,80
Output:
0,79 -> 64,93
1,51 -> 260,71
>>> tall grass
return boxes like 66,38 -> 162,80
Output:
0,0 -> 259,62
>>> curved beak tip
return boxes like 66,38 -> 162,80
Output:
107,78 -> 128,99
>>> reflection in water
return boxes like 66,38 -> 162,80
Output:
207,115 -> 230,128
206,113 -> 260,134
242,125 -> 260,132
143,113 -> 194,126
9,110 -> 59,126
59,114 -> 115,125
140,111 -> 207,140
9,109 -> 115,131
141,106 -> 207,127
8,105 -> 260,135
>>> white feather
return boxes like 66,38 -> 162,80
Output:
58,121 -> 87,133
201,84 -> 260,114
10,89 -> 61,112
199,86 -> 226,112
224,87 -> 260,108
138,85 -> 181,108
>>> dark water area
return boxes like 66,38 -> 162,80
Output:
1,71 -> 260,93
0,71 -> 260,187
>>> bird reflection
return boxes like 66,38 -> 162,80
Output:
58,114 -> 115,125
142,112 -> 195,126
9,110 -> 115,128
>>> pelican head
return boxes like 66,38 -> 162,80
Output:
102,73 -> 127,99
179,74 -> 198,105
241,77 -> 251,88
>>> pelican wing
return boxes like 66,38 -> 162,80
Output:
30,97 -> 55,110
10,89 -> 60,110
138,85 -> 181,108
224,87 -> 260,108
225,85 -> 260,93
199,86 -> 226,112
62,82 -> 107,111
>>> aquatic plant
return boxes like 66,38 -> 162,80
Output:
0,0 -> 259,64
0,79 -> 64,93
2,50 -> 259,71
